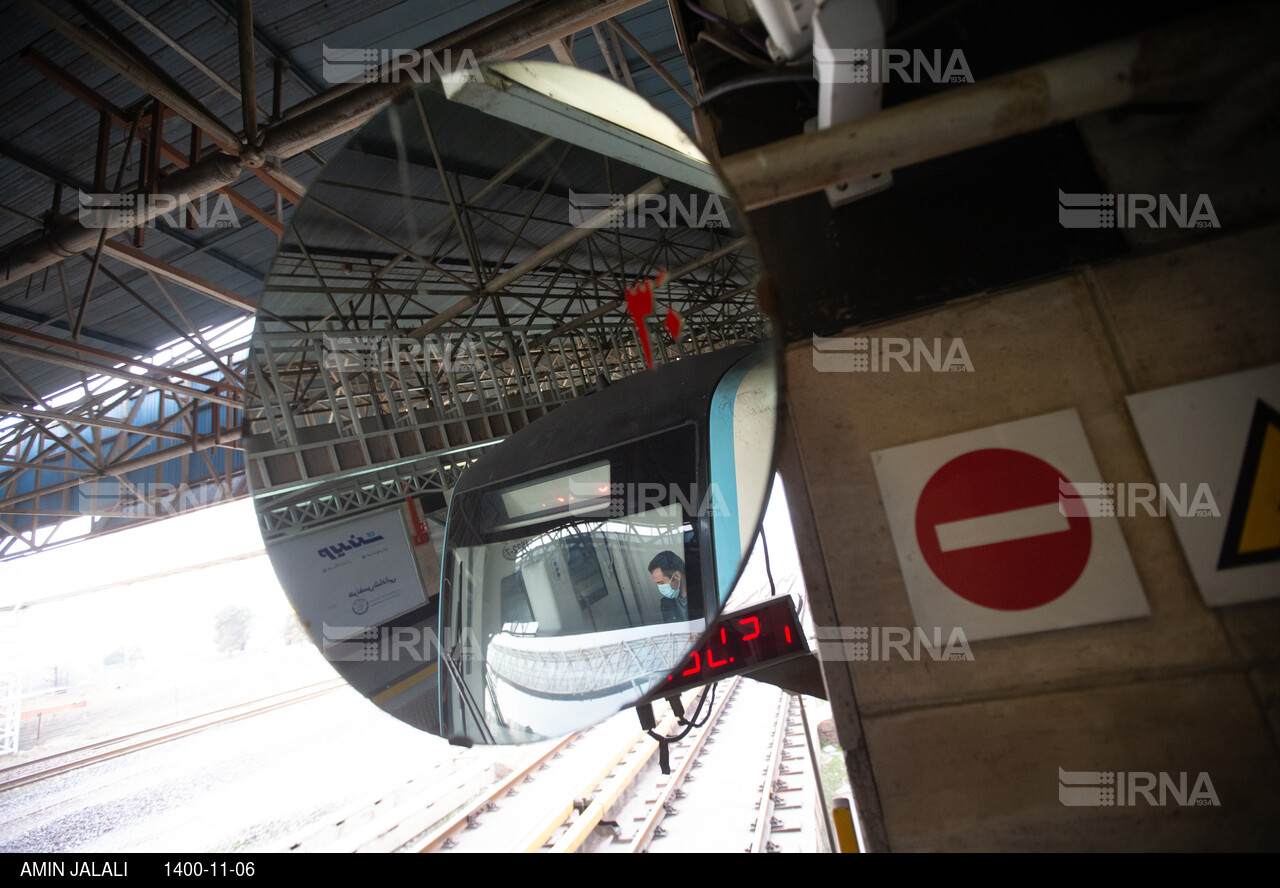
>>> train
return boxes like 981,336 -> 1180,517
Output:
436,341 -> 776,744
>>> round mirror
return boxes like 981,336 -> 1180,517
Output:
245,62 -> 776,744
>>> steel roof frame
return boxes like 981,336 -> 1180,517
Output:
0,0 -> 708,559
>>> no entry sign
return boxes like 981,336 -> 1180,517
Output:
872,410 -> 1148,642
916,449 -> 1092,610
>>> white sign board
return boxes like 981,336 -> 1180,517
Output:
267,508 -> 428,647
1126,363 -> 1280,606
871,409 -> 1149,641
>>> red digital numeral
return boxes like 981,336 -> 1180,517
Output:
682,650 -> 701,677
708,646 -> 727,668
739,616 -> 760,640
785,626 -> 792,644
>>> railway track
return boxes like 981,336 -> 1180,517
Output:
0,678 -> 346,792
488,678 -> 820,853
287,677 -> 824,853
602,678 -> 819,853
279,729 -> 583,853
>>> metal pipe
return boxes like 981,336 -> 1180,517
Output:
1,153 -> 242,284
261,0 -> 649,160
721,3 -> 1277,210
21,46 -> 283,233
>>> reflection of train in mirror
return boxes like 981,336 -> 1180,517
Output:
439,342 -> 776,745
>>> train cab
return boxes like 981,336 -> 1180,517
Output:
438,342 -> 775,744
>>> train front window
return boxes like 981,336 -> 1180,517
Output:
441,427 -> 707,741
451,503 -> 696,637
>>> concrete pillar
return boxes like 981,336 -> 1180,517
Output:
783,222 -> 1280,850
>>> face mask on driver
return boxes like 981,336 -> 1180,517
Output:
658,583 -> 679,599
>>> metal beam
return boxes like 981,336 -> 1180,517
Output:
484,176 -> 667,296
18,0 -> 301,204
1,113 -> 264,282
549,37 -> 579,67
406,176 -> 667,337
260,0 -> 650,160
19,45 -> 283,235
206,0 -> 325,96
0,322 -> 241,395
0,338 -> 241,409
99,241 -> 257,314
720,3 -> 1278,210
529,235 -> 751,344
0,403 -> 191,442
0,427 -> 244,513
95,262 -> 242,382
0,301 -> 150,353
18,0 -> 239,151
606,18 -> 695,106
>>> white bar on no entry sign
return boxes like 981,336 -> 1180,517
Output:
934,502 -> 1071,552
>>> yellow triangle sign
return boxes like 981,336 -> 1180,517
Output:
1218,399 -> 1280,569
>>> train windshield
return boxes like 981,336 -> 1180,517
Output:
441,426 -> 708,743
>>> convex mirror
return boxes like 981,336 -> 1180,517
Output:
246,62 -> 776,744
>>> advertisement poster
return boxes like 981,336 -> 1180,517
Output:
266,508 -> 428,646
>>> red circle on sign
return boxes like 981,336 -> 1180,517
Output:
914,449 -> 1091,610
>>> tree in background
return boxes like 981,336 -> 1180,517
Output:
280,613 -> 308,646
213,606 -> 253,655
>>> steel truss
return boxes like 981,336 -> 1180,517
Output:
1,0 -> 725,558
0,328 -> 248,558
246,68 -> 764,539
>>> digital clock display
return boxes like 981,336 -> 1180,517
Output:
653,596 -> 808,697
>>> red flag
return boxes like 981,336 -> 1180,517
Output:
663,307 -> 683,340
625,278 -> 654,318
624,271 -> 668,369
626,279 -> 655,368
